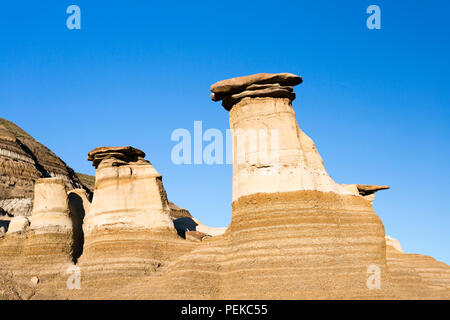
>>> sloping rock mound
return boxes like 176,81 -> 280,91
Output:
0,118 -> 91,218
385,237 -> 450,299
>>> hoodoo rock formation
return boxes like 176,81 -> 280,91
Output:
0,178 -> 76,299
211,73 -> 353,201
77,147 -> 199,293
135,72 -> 396,299
0,74 -> 449,299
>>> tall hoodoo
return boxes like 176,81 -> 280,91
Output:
206,73 -> 395,299
211,73 -> 352,201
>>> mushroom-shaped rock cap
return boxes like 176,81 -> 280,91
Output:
210,73 -> 302,96
210,73 -> 302,110
87,146 -> 146,168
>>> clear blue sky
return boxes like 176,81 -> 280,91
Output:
1,1 -> 449,263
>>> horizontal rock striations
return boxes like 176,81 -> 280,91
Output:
113,73 -> 397,299
0,118 -> 91,218
0,74 -> 449,300
83,146 -> 176,232
78,146 -> 196,292
0,178 -> 78,299
385,237 -> 450,299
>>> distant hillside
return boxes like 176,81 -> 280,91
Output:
0,118 -> 91,216
75,172 -> 95,192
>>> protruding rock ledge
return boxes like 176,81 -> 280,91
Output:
210,72 -> 302,110
386,235 -> 403,253
341,184 -> 390,203
87,146 -> 147,168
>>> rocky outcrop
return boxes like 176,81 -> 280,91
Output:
84,146 -> 176,232
27,178 -> 73,233
214,74 -> 352,201
385,235 -> 403,253
126,75 -> 393,299
342,184 -> 390,203
0,74 -> 448,300
0,118 -> 91,219
77,147 -> 196,292
385,236 -> 450,299
0,178 -> 77,299
211,72 -> 302,110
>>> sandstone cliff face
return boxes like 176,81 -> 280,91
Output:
0,118 -> 90,218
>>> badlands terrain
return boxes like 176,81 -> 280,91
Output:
0,73 -> 449,300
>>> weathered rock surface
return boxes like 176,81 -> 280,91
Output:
87,146 -> 146,168
222,87 -> 296,110
385,237 -> 450,299
0,118 -> 91,218
210,73 -> 302,110
173,216 -> 227,237
28,178 -> 73,232
0,74 -> 448,300
342,184 -> 390,203
227,96 -> 353,201
77,146 -> 195,290
7,216 -> 29,233
185,230 -> 210,242
83,146 -> 175,232
211,72 -> 302,95
385,235 -> 403,253
0,177 -> 77,299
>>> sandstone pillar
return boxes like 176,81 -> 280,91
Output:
209,73 -> 396,298
83,146 -> 174,233
211,73 -> 352,201
77,147 -> 191,294
28,178 -> 72,232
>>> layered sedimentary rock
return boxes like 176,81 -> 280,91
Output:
385,237 -> 450,299
1,74 -> 449,300
77,147 -> 195,293
0,118 -> 90,218
211,72 -> 302,110
6,216 -> 29,233
0,178 -> 76,299
116,73 -> 447,300
211,73 -> 353,201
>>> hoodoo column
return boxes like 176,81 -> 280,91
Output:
211,73 -> 352,201
210,73 -> 394,299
